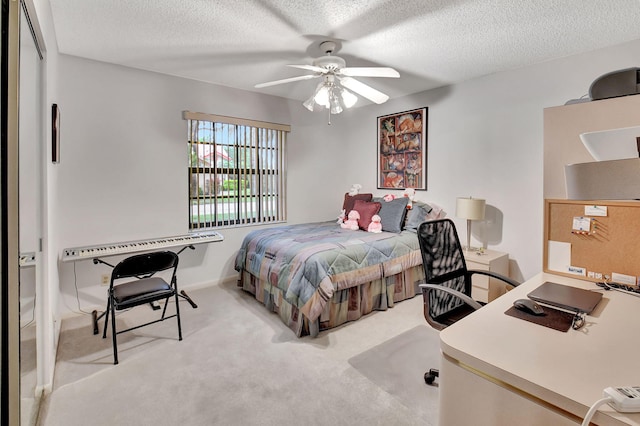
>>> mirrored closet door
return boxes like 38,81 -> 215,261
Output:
18,1 -> 43,424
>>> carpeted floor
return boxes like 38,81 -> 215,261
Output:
348,325 -> 441,424
37,281 -> 438,426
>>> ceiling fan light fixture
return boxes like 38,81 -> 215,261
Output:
304,81 -> 327,111
341,88 -> 358,108
314,85 -> 330,107
303,96 -> 316,111
307,78 -> 356,113
256,40 -> 398,122
329,92 -> 343,114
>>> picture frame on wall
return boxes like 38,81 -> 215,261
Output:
51,103 -> 60,163
377,107 -> 428,190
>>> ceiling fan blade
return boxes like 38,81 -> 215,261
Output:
255,74 -> 319,88
339,67 -> 400,78
288,64 -> 327,73
339,77 -> 389,104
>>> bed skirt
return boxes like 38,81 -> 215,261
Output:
237,265 -> 424,337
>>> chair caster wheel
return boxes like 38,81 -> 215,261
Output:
424,372 -> 435,385
424,368 -> 439,385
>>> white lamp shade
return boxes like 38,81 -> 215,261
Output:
314,86 -> 329,106
342,89 -> 358,108
456,197 -> 486,220
302,96 -> 316,111
329,92 -> 343,114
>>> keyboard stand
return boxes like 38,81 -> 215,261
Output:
91,245 -> 198,335
179,290 -> 198,308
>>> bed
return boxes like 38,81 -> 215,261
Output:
234,194 -> 441,337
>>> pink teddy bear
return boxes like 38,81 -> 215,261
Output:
341,210 -> 360,230
368,214 -> 382,233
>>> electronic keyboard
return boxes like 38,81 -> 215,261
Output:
61,231 -> 223,261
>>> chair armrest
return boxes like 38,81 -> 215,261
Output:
419,283 -> 483,310
467,269 -> 520,288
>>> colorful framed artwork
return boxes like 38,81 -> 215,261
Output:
377,107 -> 428,190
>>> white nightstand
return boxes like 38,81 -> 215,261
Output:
463,249 -> 509,303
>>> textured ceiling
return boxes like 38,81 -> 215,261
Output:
49,0 -> 640,106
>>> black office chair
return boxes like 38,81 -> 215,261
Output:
417,218 -> 520,385
102,251 -> 182,364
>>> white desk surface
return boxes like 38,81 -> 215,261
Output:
440,272 -> 640,425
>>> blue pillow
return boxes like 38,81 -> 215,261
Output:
373,197 -> 410,233
403,201 -> 433,232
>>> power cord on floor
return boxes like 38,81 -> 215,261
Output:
73,261 -> 96,315
581,396 -> 613,426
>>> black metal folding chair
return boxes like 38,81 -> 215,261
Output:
101,251 -> 182,365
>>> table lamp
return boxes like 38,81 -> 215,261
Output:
456,197 -> 486,252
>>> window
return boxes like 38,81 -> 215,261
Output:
184,111 -> 289,229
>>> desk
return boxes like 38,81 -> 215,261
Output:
439,272 -> 640,426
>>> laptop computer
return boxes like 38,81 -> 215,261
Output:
527,281 -> 603,314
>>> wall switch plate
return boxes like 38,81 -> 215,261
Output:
19,252 -> 36,267
101,274 -> 110,286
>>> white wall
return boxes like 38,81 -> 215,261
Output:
32,0 -> 61,394
54,55 -> 351,314
331,37 -> 640,281
53,37 -> 640,313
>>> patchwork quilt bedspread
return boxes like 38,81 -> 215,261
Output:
234,221 -> 422,322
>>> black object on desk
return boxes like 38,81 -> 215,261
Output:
527,281 -> 602,314
513,298 -> 545,315
504,305 -> 575,332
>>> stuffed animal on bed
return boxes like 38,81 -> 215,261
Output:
341,210 -> 360,230
336,209 -> 346,224
348,183 -> 362,196
403,188 -> 416,209
368,215 -> 382,233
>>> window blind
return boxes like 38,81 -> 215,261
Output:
185,111 -> 288,229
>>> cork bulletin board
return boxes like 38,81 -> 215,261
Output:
544,199 -> 640,283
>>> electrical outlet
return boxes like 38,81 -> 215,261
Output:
101,274 -> 110,286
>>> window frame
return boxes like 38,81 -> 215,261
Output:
184,111 -> 289,230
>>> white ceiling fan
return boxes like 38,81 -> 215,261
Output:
255,41 -> 399,120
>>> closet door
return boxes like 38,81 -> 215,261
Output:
18,1 -> 43,424
1,0 -> 22,425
